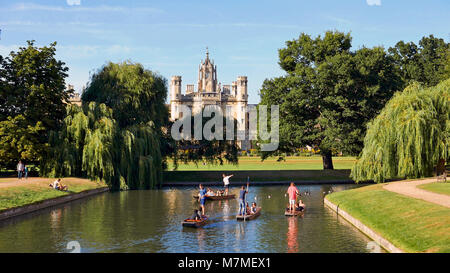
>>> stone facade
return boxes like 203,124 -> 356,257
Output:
170,49 -> 251,150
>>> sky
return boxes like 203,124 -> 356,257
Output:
0,0 -> 449,104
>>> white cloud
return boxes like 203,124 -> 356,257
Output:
366,0 -> 381,6
67,0 -> 81,6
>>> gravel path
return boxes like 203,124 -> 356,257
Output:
383,178 -> 450,208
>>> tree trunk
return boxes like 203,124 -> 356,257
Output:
322,151 -> 334,170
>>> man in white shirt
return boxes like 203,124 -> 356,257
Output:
17,160 -> 24,180
222,174 -> 234,195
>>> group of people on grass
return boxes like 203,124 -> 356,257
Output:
49,178 -> 68,191
16,160 -> 29,180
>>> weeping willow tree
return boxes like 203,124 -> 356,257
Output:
351,79 -> 450,183
42,62 -> 167,190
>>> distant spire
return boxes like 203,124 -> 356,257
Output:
206,46 -> 209,60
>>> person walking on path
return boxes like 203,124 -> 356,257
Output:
286,182 -> 300,214
222,174 -> 233,195
24,164 -> 28,179
17,160 -> 24,180
238,183 -> 249,216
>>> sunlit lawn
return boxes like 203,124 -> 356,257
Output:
168,156 -> 356,171
418,182 -> 450,196
0,177 -> 107,211
327,183 -> 450,253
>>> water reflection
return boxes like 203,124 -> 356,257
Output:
0,184 -> 374,253
286,217 -> 299,253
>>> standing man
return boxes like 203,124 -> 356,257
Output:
287,182 -> 300,214
238,183 -> 249,216
222,174 -> 234,195
17,160 -> 24,180
198,184 -> 207,216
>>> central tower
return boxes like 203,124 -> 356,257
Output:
197,47 -> 217,92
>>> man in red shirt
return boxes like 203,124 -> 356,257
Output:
286,182 -> 299,213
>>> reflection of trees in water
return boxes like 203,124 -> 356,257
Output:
286,217 -> 299,253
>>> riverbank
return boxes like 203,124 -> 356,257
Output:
325,180 -> 450,253
0,177 -> 107,212
163,169 -> 352,184
167,156 -> 356,171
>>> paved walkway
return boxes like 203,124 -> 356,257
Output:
383,178 -> 450,208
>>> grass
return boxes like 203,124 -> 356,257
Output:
417,182 -> 450,196
0,177 -> 107,211
168,156 -> 356,171
326,183 -> 450,253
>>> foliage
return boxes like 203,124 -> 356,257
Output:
388,35 -> 450,87
171,112 -> 239,169
259,31 -> 403,169
0,115 -> 48,167
0,40 -> 70,168
351,79 -> 450,183
42,62 -> 167,189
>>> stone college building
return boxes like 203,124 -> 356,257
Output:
169,49 -> 252,150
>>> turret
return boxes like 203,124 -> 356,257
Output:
170,76 -> 182,101
236,76 -> 247,101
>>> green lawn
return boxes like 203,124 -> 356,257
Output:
418,182 -> 450,196
326,183 -> 450,253
168,156 -> 356,171
0,177 -> 107,211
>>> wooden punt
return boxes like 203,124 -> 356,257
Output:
236,207 -> 261,221
193,194 -> 236,201
182,216 -> 208,228
284,207 -> 305,217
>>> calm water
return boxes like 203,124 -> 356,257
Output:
0,184 -> 375,253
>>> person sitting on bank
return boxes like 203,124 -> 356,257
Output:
250,202 -> 257,214
49,179 -> 61,190
189,209 -> 202,220
49,179 -> 68,191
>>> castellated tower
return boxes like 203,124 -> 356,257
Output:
236,76 -> 248,101
170,76 -> 182,120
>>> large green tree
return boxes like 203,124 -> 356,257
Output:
259,31 -> 402,169
42,62 -> 167,189
351,79 -> 450,183
388,35 -> 450,87
0,41 -> 71,168
171,111 -> 239,169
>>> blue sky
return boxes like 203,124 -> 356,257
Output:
0,0 -> 449,103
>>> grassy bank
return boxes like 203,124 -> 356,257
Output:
168,156 -> 355,171
163,169 -> 351,183
417,182 -> 450,196
0,177 -> 107,211
326,183 -> 450,253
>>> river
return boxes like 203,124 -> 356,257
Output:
0,184 -> 375,253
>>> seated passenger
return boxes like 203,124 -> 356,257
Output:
207,188 -> 215,196
189,209 -> 202,220
250,202 -> 257,214
296,199 -> 305,211
246,202 -> 251,215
